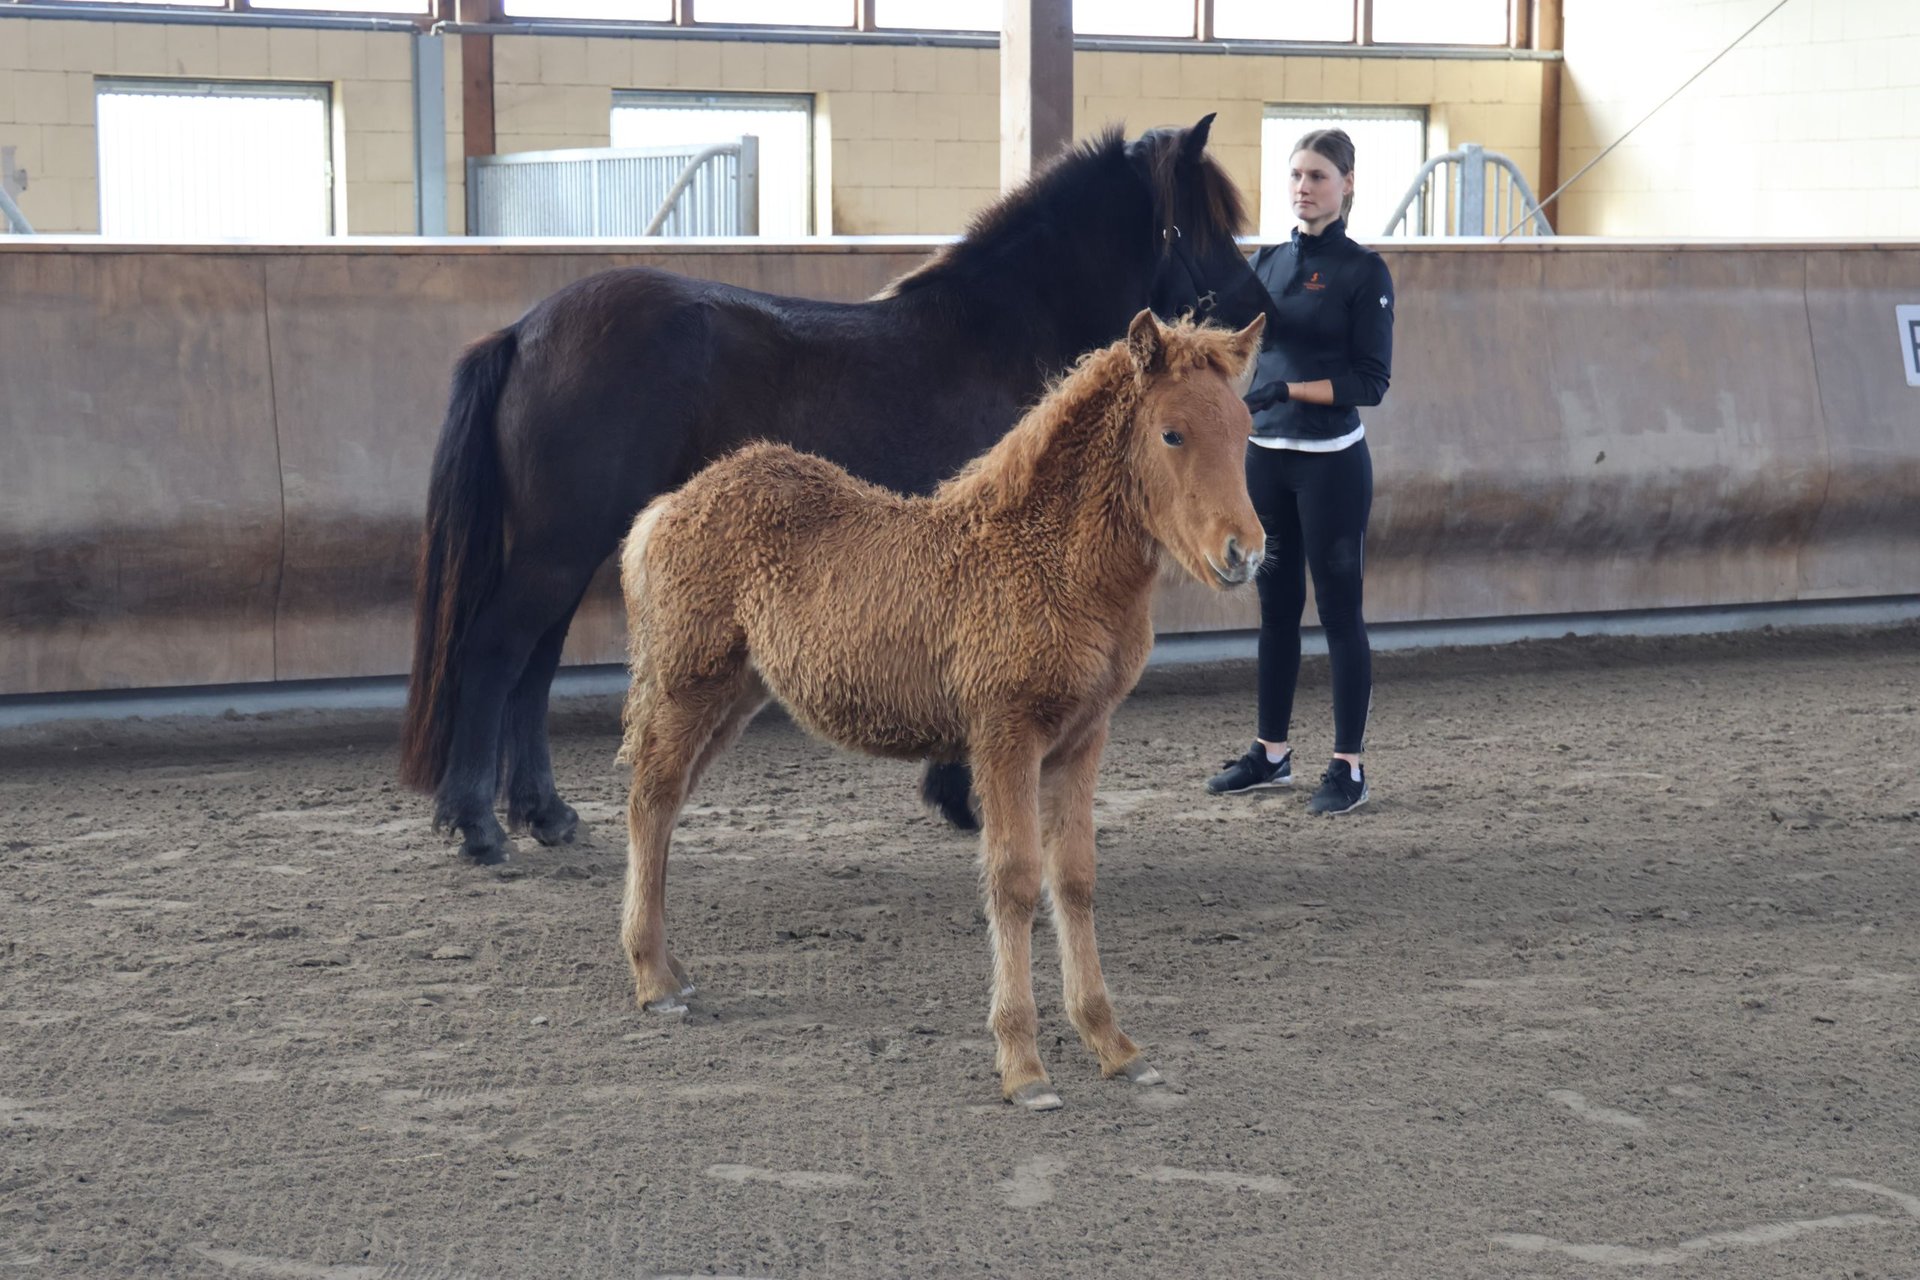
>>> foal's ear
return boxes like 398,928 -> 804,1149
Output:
1181,114 -> 1217,163
1228,314 -> 1265,393
1127,308 -> 1166,372
1230,314 -> 1266,365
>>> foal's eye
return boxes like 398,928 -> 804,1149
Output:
1161,430 -> 1185,447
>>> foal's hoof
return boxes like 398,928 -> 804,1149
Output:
1009,1082 -> 1063,1112
667,956 -> 696,999
1117,1058 -> 1165,1087
642,994 -> 689,1016
528,800 -> 579,847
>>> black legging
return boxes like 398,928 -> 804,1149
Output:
1247,439 -> 1373,754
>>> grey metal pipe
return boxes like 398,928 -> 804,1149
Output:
642,142 -> 743,237
0,183 -> 31,235
421,18 -> 1558,60
1,3 -> 421,31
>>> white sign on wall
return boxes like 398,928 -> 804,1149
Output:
1899,304 -> 1920,388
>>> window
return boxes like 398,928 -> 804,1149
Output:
46,0 -> 425,7
873,0 -> 997,30
1215,0 -> 1354,42
501,1 -> 672,17
248,0 -> 429,12
1261,104 -> 1427,239
1074,0 -> 1194,37
96,80 -> 334,239
1371,0 -> 1509,45
612,91 -> 813,237
693,0 -> 854,25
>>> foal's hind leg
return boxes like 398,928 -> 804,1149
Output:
654,673 -> 770,1001
971,734 -> 1055,1110
621,672 -> 760,1014
1041,725 -> 1160,1086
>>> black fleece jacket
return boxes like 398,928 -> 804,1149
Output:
1246,218 -> 1395,443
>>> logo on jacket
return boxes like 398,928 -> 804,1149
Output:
1305,270 -> 1326,292
1379,294 -> 1390,308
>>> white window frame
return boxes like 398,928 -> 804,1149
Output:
96,77 -> 336,239
612,90 -> 815,237
1262,103 -> 1429,240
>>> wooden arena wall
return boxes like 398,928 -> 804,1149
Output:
2,238 -> 1917,696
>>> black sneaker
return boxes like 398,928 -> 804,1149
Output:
1308,759 -> 1370,815
1207,743 -> 1292,794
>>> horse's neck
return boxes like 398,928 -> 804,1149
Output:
919,220 -> 1151,366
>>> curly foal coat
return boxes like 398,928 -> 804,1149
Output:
617,311 -> 1266,1108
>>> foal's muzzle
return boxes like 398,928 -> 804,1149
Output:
1214,535 -> 1265,586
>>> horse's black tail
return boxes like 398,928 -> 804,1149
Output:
400,326 -> 518,793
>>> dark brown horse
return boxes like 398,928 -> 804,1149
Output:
401,116 -> 1278,863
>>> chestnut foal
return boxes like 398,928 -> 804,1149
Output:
616,311 -> 1266,1109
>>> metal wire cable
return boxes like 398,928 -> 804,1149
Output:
1500,0 -> 1798,241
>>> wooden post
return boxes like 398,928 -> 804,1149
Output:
1000,0 -> 1073,192
458,0 -> 496,185
1534,0 -> 1562,231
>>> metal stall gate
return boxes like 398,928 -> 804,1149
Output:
467,138 -> 760,237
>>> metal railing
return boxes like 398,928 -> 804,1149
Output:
1,144 -> 31,234
1384,142 -> 1552,237
466,137 -> 759,238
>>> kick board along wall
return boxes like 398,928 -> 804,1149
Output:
3,238 -> 1917,697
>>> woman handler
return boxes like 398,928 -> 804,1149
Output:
1205,128 -> 1393,816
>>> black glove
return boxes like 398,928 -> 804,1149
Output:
1243,379 -> 1290,413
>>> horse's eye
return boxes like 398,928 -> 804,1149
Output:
1162,430 -> 1184,447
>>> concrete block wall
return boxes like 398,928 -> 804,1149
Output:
489,35 -> 1539,235
1067,49 -> 1541,236
1556,0 -> 1920,236
0,17 -> 433,235
2,16 -> 1546,238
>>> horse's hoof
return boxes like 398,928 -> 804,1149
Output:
528,800 -> 579,846
1009,1082 -> 1063,1112
460,822 -> 511,865
642,995 -> 688,1016
1118,1058 -> 1164,1087
936,798 -> 981,834
920,764 -> 981,834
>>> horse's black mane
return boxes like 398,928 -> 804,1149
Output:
879,128 -> 1132,299
879,124 -> 1247,302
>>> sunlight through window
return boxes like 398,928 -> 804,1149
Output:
97,80 -> 334,239
1214,0 -> 1354,42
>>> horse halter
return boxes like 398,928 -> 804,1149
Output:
1161,225 -> 1219,317
1159,223 -> 1274,331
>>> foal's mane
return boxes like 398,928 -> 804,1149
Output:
877,123 -> 1247,300
940,319 -> 1251,515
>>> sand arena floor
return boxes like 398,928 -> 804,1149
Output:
2,625 -> 1917,1278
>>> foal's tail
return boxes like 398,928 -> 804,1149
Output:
399,326 -> 519,793
614,497 -> 673,767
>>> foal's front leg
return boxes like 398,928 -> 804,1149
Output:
973,739 -> 1056,1110
1041,725 -> 1160,1086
